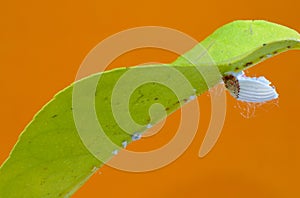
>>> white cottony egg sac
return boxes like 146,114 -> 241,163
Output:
223,71 -> 279,103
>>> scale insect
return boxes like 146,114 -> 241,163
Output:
131,132 -> 142,141
222,71 -> 278,103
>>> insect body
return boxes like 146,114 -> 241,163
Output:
222,71 -> 278,103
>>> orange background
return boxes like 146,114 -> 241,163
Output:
1,0 -> 300,197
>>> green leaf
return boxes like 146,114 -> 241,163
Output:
0,20 -> 299,197
174,20 -> 300,74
